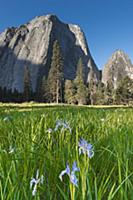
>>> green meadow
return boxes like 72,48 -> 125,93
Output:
0,104 -> 133,200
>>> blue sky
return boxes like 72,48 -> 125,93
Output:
0,0 -> 133,69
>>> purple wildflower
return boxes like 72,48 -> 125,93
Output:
78,138 -> 94,158
54,120 -> 71,133
59,161 -> 80,187
30,169 -> 44,196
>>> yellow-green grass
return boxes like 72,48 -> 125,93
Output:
0,105 -> 133,199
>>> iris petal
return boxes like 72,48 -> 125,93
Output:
59,169 -> 67,181
66,163 -> 71,175
72,161 -> 80,172
70,173 -> 78,187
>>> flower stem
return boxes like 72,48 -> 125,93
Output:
70,183 -> 75,200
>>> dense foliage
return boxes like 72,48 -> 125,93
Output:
1,40 -> 133,105
23,66 -> 32,102
47,40 -> 64,103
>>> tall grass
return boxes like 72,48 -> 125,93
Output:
0,105 -> 133,199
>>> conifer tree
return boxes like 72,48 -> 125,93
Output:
41,75 -> 48,102
74,58 -> 87,104
114,76 -> 133,105
23,66 -> 32,101
88,66 -> 97,105
93,82 -> 106,105
105,81 -> 114,104
0,87 -> 2,102
64,80 -> 76,104
47,40 -> 64,103
2,87 -> 7,102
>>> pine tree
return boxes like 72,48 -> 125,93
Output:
23,66 -> 32,102
0,86 -> 2,102
94,82 -> 106,105
64,80 -> 76,104
105,81 -> 114,104
88,66 -> 97,105
114,76 -> 133,105
47,40 -> 64,103
74,58 -> 87,104
41,75 -> 48,102
2,87 -> 7,102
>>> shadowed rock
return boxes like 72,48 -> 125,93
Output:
0,14 -> 100,93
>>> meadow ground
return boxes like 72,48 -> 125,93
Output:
0,103 -> 133,200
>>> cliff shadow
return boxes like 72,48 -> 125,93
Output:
0,25 -> 98,102
0,44 -> 46,102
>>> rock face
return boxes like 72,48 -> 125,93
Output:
102,50 -> 133,88
0,14 -> 100,92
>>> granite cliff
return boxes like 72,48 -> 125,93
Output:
0,14 -> 100,93
102,50 -> 133,88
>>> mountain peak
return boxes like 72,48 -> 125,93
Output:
106,49 -> 132,67
102,49 -> 133,88
0,14 -> 100,92
111,49 -> 129,59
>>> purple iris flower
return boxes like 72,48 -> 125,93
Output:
54,120 -> 72,133
59,161 -> 80,187
30,170 -> 44,196
78,138 -> 94,158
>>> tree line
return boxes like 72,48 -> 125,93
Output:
1,40 -> 133,105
